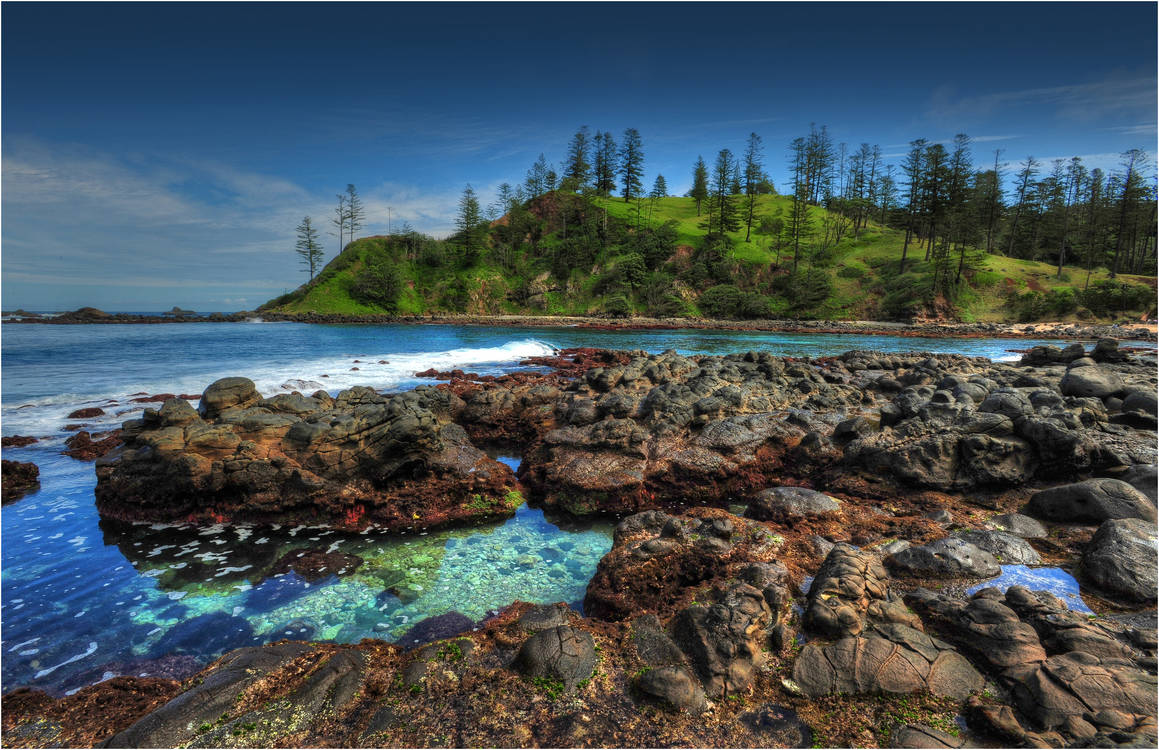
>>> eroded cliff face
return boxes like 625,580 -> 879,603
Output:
21,340 -> 1153,749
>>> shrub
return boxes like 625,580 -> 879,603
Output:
699,284 -> 743,318
350,255 -> 403,312
603,293 -> 632,318
773,269 -> 833,313
836,266 -> 865,279
1078,280 -> 1153,316
738,293 -> 773,319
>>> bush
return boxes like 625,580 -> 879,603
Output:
617,252 -> 648,288
738,293 -> 773,319
879,272 -> 935,319
698,284 -> 743,318
1006,288 -> 1079,321
603,293 -> 632,317
628,222 -> 678,270
772,269 -> 833,313
1078,280 -> 1154,316
836,266 -> 865,279
439,277 -> 471,312
350,255 -> 403,312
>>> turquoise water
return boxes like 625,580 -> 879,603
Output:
1,322 -> 1128,694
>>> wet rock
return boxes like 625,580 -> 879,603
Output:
886,537 -> 1001,579
1,435 -> 38,447
986,512 -> 1047,538
744,486 -> 840,521
511,625 -> 596,691
671,583 -> 773,698
955,529 -> 1041,565
67,407 -> 106,419
2,459 -> 39,503
63,430 -> 123,461
102,643 -> 313,748
96,379 -> 516,530
584,508 -> 780,620
1029,479 -> 1156,523
1083,518 -> 1158,602
397,611 -> 475,649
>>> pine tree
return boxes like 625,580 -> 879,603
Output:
525,154 -> 551,199
295,216 -> 324,282
690,156 -> 709,216
703,148 -> 740,237
345,184 -> 365,243
456,184 -> 483,266
650,174 -> 668,198
742,132 -> 764,241
331,193 -> 348,253
593,131 -> 617,197
618,128 -> 644,202
564,126 -> 592,190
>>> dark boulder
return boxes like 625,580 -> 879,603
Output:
511,625 -> 596,691
2,459 -> 39,503
885,537 -> 1001,579
1083,518 -> 1158,602
744,486 -> 841,521
1029,479 -> 1156,523
954,529 -> 1041,565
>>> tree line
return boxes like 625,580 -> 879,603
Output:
295,123 -> 1156,316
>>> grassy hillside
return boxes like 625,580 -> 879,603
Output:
262,193 -> 1155,322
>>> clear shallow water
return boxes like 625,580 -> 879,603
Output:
966,564 -> 1093,613
1,322 -> 1124,694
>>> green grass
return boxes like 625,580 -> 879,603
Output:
262,193 -> 1155,322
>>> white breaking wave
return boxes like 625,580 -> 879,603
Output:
1,339 -> 557,438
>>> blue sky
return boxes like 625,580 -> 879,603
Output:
3,2 -> 1156,311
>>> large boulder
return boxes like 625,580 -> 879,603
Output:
2,460 -> 39,503
511,625 -> 596,691
1060,366 -> 1123,399
885,537 -> 1001,579
954,529 -> 1041,565
791,624 -> 983,700
1028,479 -> 1156,523
95,381 -> 518,530
198,377 -> 261,419
744,486 -> 840,521
1083,518 -> 1158,602
671,584 -> 773,698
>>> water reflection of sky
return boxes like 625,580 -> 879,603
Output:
966,565 -> 1093,614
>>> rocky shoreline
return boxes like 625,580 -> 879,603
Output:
3,339 -> 1157,748
4,307 -> 1157,343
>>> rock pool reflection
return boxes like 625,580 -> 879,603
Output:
965,564 -> 1092,613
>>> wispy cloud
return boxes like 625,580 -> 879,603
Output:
926,74 -> 1156,125
1,138 -> 466,308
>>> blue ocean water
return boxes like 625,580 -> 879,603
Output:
1,322 -> 1114,695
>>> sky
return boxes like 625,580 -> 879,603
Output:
3,2 -> 1156,311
